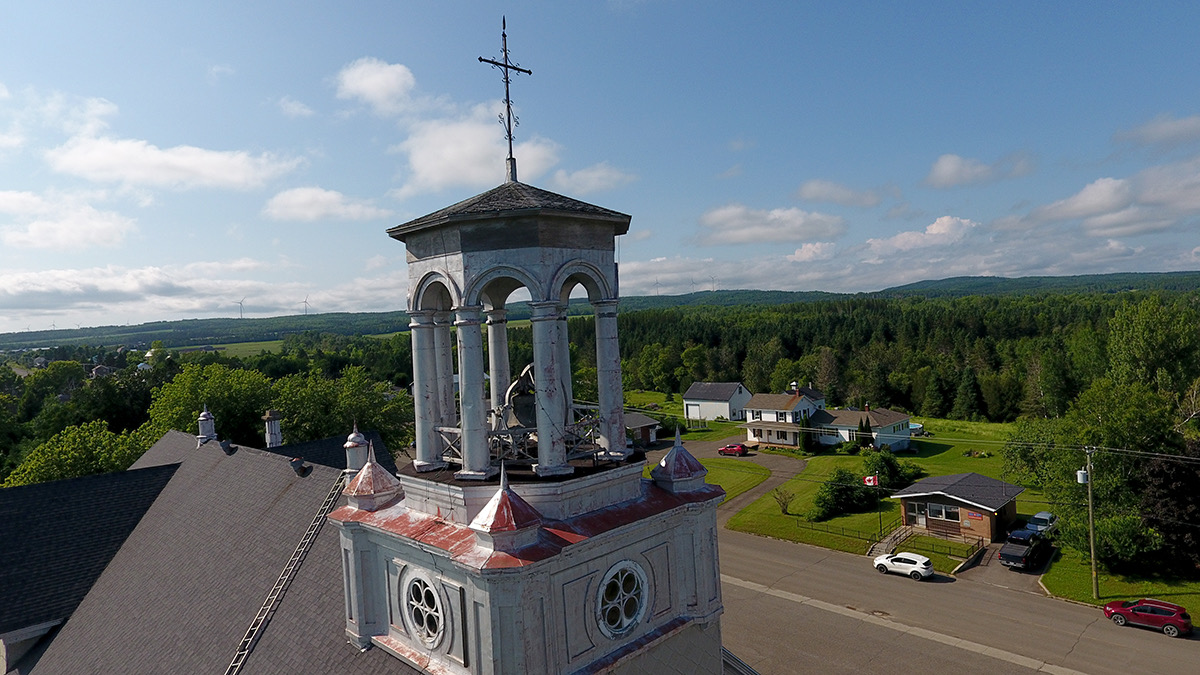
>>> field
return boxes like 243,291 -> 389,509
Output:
192,340 -> 283,357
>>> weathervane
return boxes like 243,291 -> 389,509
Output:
479,16 -> 531,182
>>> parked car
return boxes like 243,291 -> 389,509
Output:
873,552 -> 933,580
997,528 -> 1050,571
1025,511 -> 1058,536
718,443 -> 748,456
1104,598 -> 1192,637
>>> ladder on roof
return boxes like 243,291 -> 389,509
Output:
224,473 -> 346,675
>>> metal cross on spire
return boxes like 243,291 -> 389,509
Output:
479,16 -> 532,182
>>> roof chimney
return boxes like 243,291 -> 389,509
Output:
262,410 -> 282,448
289,457 -> 312,478
196,405 -> 218,448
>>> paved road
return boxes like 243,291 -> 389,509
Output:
657,435 -> 1197,674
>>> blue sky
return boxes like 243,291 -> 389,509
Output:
2,1 -> 1200,333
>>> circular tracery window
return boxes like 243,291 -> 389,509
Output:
596,561 -> 647,638
406,577 -> 443,645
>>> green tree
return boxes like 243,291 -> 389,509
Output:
742,336 -> 785,394
2,420 -> 154,487
950,366 -> 983,421
1108,297 -> 1200,394
273,366 -> 414,453
147,363 -> 273,446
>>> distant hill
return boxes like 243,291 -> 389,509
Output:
2,271 -> 1197,351
873,271 -> 1200,298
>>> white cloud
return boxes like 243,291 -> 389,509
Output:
365,255 -> 388,270
796,179 -> 880,207
786,242 -> 835,262
390,103 -> 559,198
263,187 -> 393,221
1034,177 -> 1133,221
1080,207 -> 1173,237
551,162 -> 636,195
925,153 -> 1033,188
45,135 -> 302,189
1135,156 -> 1200,213
336,57 -> 417,116
278,96 -> 314,118
207,65 -> 235,84
0,190 -> 135,249
698,203 -> 845,245
1116,113 -> 1200,149
925,154 -> 994,188
0,83 -> 9,99
867,216 -> 977,253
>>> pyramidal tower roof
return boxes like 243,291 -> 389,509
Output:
650,430 -> 708,493
469,464 -> 543,535
343,443 -> 402,511
387,180 -> 630,240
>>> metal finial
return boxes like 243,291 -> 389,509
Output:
479,16 -> 532,181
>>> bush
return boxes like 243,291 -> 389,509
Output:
771,486 -> 795,515
809,467 -> 875,521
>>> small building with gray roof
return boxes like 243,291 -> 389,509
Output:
890,472 -> 1024,542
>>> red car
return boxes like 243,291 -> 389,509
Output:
1104,598 -> 1192,637
718,443 -> 748,456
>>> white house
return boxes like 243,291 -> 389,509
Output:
809,404 -> 912,451
740,388 -> 911,451
740,387 -> 826,447
683,382 -> 753,421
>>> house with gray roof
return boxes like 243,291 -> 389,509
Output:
890,472 -> 1024,542
682,382 -> 752,422
809,404 -> 912,451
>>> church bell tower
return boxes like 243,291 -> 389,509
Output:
328,19 -> 725,674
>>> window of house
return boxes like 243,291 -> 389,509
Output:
752,410 -> 762,421
944,505 -> 960,522
927,503 -> 945,520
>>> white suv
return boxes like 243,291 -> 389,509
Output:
873,552 -> 934,580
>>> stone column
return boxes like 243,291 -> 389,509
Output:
486,308 -> 511,412
530,301 -> 572,476
410,311 -> 446,471
557,306 -> 574,424
433,311 -> 457,428
454,306 -> 495,480
594,300 -> 627,457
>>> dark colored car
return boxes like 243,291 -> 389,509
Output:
1104,598 -> 1193,637
718,443 -> 748,456
997,528 -> 1050,571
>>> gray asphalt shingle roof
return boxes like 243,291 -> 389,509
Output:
889,472 -> 1024,512
682,382 -> 746,401
22,430 -> 418,675
0,464 -> 177,635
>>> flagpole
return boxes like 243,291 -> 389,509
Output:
876,471 -> 882,536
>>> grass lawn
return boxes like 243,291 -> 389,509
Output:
1042,547 -> 1200,607
642,457 -> 769,504
726,460 -> 891,556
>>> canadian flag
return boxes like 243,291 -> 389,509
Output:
863,475 -> 879,486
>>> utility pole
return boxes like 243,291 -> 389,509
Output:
1082,446 -> 1099,600
876,470 -> 882,536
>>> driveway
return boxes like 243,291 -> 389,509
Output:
955,542 -> 1052,595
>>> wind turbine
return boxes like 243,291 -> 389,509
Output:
301,295 -> 310,315
709,275 -> 718,292
235,297 -> 246,319
690,276 -> 697,294
654,277 -> 661,296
